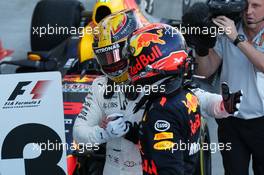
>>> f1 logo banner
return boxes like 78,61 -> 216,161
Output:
0,72 -> 67,175
7,80 -> 50,101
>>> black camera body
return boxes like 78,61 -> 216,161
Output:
182,0 -> 247,49
182,0 -> 247,28
207,0 -> 247,23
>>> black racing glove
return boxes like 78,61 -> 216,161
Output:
221,82 -> 243,115
194,34 -> 216,56
124,122 -> 140,144
182,2 -> 217,56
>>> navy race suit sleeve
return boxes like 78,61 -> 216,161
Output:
139,88 -> 201,175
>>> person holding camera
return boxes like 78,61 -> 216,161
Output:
188,0 -> 264,174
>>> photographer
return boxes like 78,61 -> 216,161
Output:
185,0 -> 264,174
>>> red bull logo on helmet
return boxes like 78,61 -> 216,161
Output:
130,29 -> 166,56
129,45 -> 163,77
129,50 -> 188,82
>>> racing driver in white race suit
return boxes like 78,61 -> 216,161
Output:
73,9 -> 243,175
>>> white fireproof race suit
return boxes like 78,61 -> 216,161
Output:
73,76 -> 230,175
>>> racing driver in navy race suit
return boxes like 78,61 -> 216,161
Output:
123,23 -> 243,175
73,10 -> 243,175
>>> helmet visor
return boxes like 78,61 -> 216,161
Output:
93,41 -> 126,66
101,59 -> 128,77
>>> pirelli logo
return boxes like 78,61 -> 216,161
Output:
154,132 -> 173,141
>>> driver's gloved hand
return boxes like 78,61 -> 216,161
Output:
125,122 -> 140,144
105,113 -> 129,138
221,82 -> 243,116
